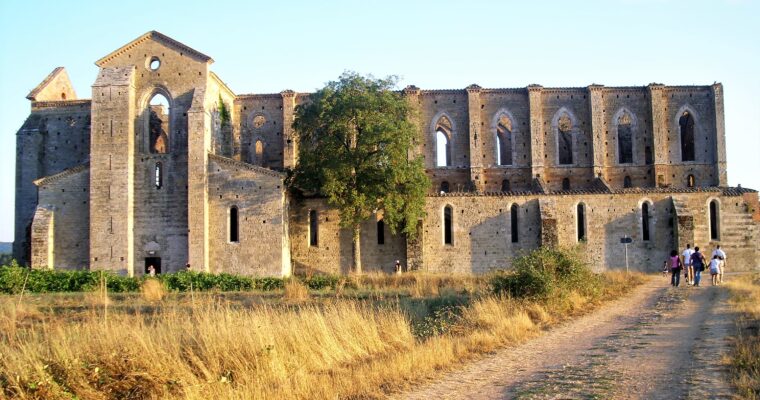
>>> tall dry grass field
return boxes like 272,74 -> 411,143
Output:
0,271 -> 645,399
726,276 -> 760,399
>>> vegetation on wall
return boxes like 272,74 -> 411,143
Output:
289,72 -> 430,273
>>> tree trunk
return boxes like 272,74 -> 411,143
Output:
352,224 -> 362,274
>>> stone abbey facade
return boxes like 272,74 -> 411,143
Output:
14,31 -> 760,276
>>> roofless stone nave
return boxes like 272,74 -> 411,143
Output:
14,31 -> 760,276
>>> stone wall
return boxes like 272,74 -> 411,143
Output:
207,155 -> 290,276
32,166 -> 90,269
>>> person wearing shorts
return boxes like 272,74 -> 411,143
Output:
682,244 -> 694,285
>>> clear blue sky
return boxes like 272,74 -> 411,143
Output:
1,0 -> 759,242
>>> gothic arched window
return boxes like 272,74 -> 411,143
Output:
709,200 -> 720,241
309,209 -> 319,247
577,203 -> 587,242
680,111 -> 695,162
642,202 -> 651,241
229,206 -> 239,243
496,114 -> 513,165
443,205 -> 453,245
435,116 -> 453,167
148,93 -> 170,154
154,162 -> 163,189
624,175 -> 632,188
510,203 -> 519,243
617,111 -> 633,164
558,112 -> 573,165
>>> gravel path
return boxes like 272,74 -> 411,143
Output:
397,277 -> 735,400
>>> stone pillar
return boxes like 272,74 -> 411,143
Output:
588,85 -> 606,178
405,219 -> 425,271
90,67 -> 136,276
187,88 -> 211,272
466,84 -> 484,192
13,122 -> 44,265
712,83 -> 727,186
528,85 -> 545,180
403,85 -> 422,160
281,90 -> 297,170
648,84 -> 669,187
538,199 -> 558,248
30,205 -> 54,269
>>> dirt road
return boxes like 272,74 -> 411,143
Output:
397,277 -> 735,399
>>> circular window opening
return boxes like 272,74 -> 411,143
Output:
148,57 -> 161,71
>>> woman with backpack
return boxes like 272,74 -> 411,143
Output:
691,246 -> 706,287
669,250 -> 683,287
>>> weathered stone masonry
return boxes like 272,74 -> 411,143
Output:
13,31 -> 760,275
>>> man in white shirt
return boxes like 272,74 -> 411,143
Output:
682,244 -> 695,285
712,245 -> 727,283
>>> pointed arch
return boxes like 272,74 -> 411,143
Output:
141,86 -> 173,154
612,107 -> 637,165
623,175 -> 632,188
687,174 -> 695,188
638,199 -> 654,241
443,204 -> 454,245
250,138 -> 266,167
491,108 -> 518,166
707,198 -> 720,241
674,104 -> 700,163
431,111 -> 456,167
552,107 -> 578,166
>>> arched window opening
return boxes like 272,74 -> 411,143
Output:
558,112 -> 574,165
440,181 -> 450,194
435,116 -> 453,167
496,114 -> 513,166
148,93 -> 170,154
642,202 -> 651,241
61,92 -> 66,100
154,162 -> 163,189
443,205 -> 453,245
617,111 -> 633,164
377,219 -> 385,245
309,209 -> 319,247
577,203 -> 587,242
709,200 -> 720,241
679,111 -> 695,162
501,179 -> 511,192
623,176 -> 632,188
687,174 -> 695,188
254,140 -> 265,166
562,178 -> 571,191
510,204 -> 519,243
229,206 -> 239,243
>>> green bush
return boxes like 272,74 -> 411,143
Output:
302,274 -> 342,290
490,247 -> 600,300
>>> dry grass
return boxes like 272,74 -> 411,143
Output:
0,271 -> 644,399
284,279 -> 309,303
726,276 -> 760,398
140,278 -> 166,302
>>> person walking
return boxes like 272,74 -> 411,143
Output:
712,245 -> 727,284
709,255 -> 722,286
691,246 -> 706,287
669,250 -> 683,287
682,244 -> 695,285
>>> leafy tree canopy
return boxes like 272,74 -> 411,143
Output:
290,72 -> 429,242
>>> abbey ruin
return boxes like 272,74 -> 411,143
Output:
14,31 -> 760,276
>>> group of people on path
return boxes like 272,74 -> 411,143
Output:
667,244 -> 727,287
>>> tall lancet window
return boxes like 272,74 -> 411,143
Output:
680,111 -> 695,162
558,113 -> 573,165
435,116 -> 453,167
148,93 -> 170,154
617,111 -> 633,164
496,114 -> 513,165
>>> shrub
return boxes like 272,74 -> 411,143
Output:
490,247 -> 600,300
302,274 -> 341,290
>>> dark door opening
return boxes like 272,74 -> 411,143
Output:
145,257 -> 161,274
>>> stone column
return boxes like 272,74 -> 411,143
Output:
648,84 -> 669,187
588,85 -> 606,178
711,83 -> 727,186
466,84 -> 484,192
281,90 -> 297,170
187,88 -> 211,273
528,85 -> 544,180
89,67 -> 136,276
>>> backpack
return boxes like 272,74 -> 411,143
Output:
692,252 -> 704,268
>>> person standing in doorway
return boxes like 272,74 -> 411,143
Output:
682,244 -> 694,285
394,260 -> 402,274
712,245 -> 727,284
148,265 -> 156,277
691,246 -> 706,287
669,250 -> 683,287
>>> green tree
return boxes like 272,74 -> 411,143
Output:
290,72 -> 429,274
